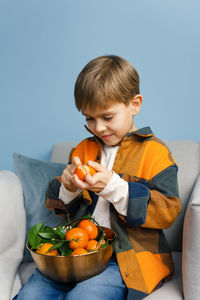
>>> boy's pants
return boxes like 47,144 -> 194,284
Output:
13,255 -> 127,300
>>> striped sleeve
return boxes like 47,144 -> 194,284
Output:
123,141 -> 181,229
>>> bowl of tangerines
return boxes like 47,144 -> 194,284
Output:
27,216 -> 117,283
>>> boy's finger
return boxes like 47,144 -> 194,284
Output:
73,156 -> 82,166
87,160 -> 104,171
62,168 -> 70,179
72,174 -> 90,189
67,163 -> 76,175
85,172 -> 101,185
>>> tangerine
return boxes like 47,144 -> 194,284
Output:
36,243 -> 58,256
65,227 -> 89,250
71,248 -> 88,256
86,239 -> 101,251
74,164 -> 96,181
78,219 -> 98,240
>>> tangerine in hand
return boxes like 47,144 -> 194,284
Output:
74,164 -> 96,181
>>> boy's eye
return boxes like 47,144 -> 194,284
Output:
104,116 -> 112,121
85,116 -> 112,121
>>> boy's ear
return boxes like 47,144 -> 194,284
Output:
130,94 -> 143,116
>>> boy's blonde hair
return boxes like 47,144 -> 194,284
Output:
74,55 -> 140,111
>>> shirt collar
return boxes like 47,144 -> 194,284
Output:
126,126 -> 154,138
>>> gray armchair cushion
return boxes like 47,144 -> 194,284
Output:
51,141 -> 79,164
164,141 -> 200,251
182,174 -> 200,300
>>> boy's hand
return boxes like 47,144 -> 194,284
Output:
71,160 -> 113,193
61,156 -> 82,192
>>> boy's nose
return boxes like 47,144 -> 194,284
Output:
95,120 -> 106,133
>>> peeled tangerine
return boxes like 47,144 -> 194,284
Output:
74,164 -> 96,181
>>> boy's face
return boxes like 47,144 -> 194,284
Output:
82,98 -> 141,146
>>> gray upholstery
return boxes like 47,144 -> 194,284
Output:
51,141 -> 79,164
182,174 -> 200,300
164,141 -> 200,251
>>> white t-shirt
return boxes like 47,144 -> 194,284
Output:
59,144 -> 129,228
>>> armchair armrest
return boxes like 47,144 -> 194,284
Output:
0,171 -> 26,300
182,174 -> 200,300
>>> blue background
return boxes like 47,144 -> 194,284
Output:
1,0 -> 199,170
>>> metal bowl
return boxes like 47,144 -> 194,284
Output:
27,226 -> 117,283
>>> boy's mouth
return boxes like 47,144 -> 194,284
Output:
100,134 -> 113,140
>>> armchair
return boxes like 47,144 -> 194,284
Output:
0,140 -> 199,300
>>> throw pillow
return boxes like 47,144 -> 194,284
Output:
13,153 -> 66,262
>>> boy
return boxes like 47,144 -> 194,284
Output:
14,55 -> 181,300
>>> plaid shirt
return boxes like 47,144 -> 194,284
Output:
45,127 -> 181,299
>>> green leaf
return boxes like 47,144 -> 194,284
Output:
59,242 -> 72,256
100,242 -> 109,249
40,237 -> 53,244
82,213 -> 92,219
48,241 -> 65,251
60,247 -> 72,256
54,225 -> 66,240
28,222 -> 44,249
38,232 -> 54,239
38,226 -> 55,239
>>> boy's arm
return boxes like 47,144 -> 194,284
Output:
97,172 -> 129,216
59,183 -> 81,204
45,176 -> 83,216
45,176 -> 69,215
45,147 -> 82,215
143,164 -> 180,229
124,163 -> 181,229
98,163 -> 180,230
